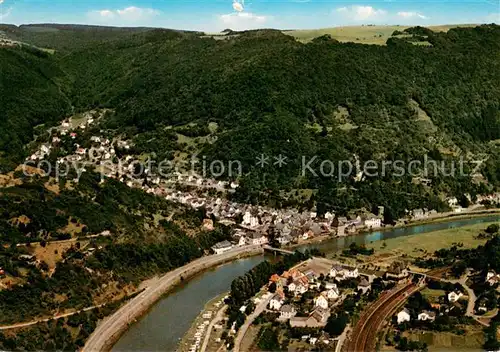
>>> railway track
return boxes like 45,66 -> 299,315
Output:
345,268 -> 447,352
345,283 -> 415,352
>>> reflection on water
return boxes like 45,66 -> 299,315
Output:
113,214 -> 500,351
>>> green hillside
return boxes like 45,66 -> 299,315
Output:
1,24 -> 500,218
0,46 -> 72,169
283,24 -> 479,44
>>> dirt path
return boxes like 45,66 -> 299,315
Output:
200,305 -> 227,352
0,304 -> 104,331
233,294 -> 272,352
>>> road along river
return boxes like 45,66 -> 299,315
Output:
110,214 -> 500,351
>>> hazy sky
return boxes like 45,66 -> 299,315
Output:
0,0 -> 498,31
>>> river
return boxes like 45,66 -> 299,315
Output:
112,214 -> 500,351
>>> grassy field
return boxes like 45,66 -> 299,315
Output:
420,288 -> 447,303
404,328 -> 484,350
283,24 -> 478,44
365,222 -> 497,259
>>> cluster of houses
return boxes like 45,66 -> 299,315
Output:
395,290 -> 465,324
396,309 -> 437,324
261,263 -> 374,329
27,112 -> 102,162
27,110 -> 500,253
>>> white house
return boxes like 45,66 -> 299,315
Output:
314,294 -> 329,309
448,291 -> 463,303
294,282 -> 309,296
211,240 -> 233,255
237,236 -> 246,246
357,277 -> 371,294
447,197 -> 458,207
418,311 -> 436,321
269,293 -> 285,310
248,232 -> 268,245
486,271 -> 500,286
279,305 -> 297,320
278,235 -> 293,245
330,264 -> 359,280
396,308 -> 411,324
323,287 -> 340,300
242,211 -> 259,228
364,217 -> 381,228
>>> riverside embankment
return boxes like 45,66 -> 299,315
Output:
109,213 -> 500,351
83,245 -> 264,352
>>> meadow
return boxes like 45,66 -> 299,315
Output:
283,24 -> 477,44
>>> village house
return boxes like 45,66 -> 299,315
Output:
242,211 -> 259,228
330,264 -> 359,280
418,310 -> 436,321
237,236 -> 246,246
486,271 -> 500,286
247,232 -> 268,245
290,307 -> 330,328
314,294 -> 329,309
431,303 -> 441,310
304,270 -> 318,283
277,234 -> 293,245
386,261 -> 409,280
357,277 -> 371,294
396,308 -> 411,324
269,274 -> 281,287
331,216 -> 348,236
323,287 -> 340,300
211,240 -> 233,255
448,291 -> 463,303
291,277 -> 309,296
279,305 -> 297,320
269,291 -> 285,310
202,218 -> 214,231
411,208 -> 428,220
364,217 -> 381,229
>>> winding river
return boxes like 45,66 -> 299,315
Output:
113,214 -> 500,351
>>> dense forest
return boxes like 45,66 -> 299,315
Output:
2,24 -> 500,217
0,22 -> 499,350
0,171 -> 230,325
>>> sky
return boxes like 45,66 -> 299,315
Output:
0,0 -> 498,32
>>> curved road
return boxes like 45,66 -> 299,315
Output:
83,245 -> 263,352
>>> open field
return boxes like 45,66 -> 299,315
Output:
420,288 -> 446,303
283,24 -> 478,44
403,328 -> 484,350
365,221 -> 497,259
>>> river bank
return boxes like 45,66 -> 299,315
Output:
97,210 -> 500,351
177,292 -> 228,352
83,245 -> 264,352
285,207 -> 500,250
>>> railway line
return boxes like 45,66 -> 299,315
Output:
345,283 -> 415,351
345,269 -> 446,351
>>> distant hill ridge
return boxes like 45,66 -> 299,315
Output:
0,23 -> 499,219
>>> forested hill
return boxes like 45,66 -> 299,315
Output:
0,46 -> 71,168
2,24 -> 500,216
